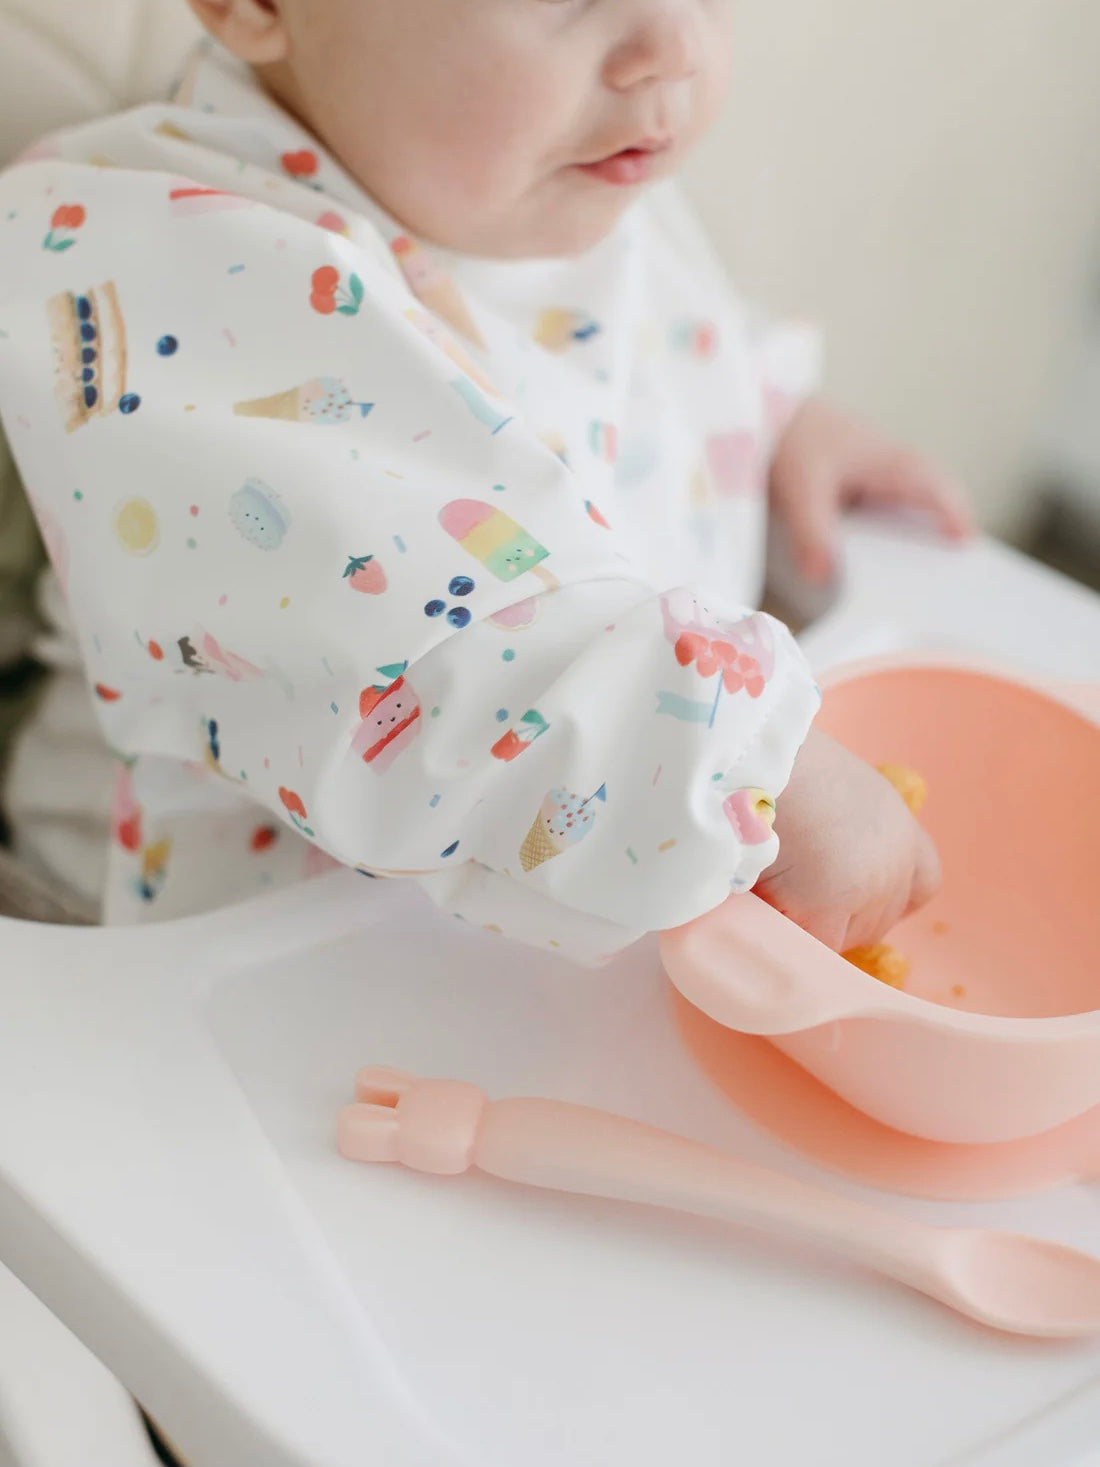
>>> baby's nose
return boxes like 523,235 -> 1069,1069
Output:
604,3 -> 701,91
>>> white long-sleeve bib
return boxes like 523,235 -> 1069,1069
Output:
0,44 -> 821,960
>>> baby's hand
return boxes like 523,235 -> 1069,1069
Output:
754,728 -> 940,951
769,396 -> 974,585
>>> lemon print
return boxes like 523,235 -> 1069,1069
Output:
114,498 -> 159,556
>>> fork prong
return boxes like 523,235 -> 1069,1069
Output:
355,1065 -> 415,1106
337,1103 -> 401,1162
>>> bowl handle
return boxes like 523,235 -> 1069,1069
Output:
660,892 -> 899,1035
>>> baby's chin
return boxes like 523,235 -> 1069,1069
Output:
408,190 -> 640,262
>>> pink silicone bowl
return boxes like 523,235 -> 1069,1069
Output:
661,657 -> 1100,1146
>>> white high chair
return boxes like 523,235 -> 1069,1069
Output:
1,6 -> 1100,1463
2,524 -> 1099,1467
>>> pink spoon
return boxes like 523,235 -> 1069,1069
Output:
338,1068 -> 1100,1340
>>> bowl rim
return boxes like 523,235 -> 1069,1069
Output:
661,652 -> 1100,1042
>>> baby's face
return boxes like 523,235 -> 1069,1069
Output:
259,0 -> 734,258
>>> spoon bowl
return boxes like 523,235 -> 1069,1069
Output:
937,1231 -> 1100,1339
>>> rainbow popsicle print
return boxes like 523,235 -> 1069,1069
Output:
438,498 -> 558,588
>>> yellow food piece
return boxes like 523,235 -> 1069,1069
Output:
843,943 -> 911,990
875,763 -> 927,814
876,763 -> 927,815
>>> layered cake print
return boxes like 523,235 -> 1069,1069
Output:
47,281 -> 128,432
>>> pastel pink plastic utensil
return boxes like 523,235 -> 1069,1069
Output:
338,1067 -> 1100,1340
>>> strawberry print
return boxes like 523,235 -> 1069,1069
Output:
344,554 -> 387,594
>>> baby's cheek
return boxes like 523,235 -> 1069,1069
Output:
444,105 -> 544,204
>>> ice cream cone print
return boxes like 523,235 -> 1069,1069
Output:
391,235 -> 485,348
519,817 -> 560,873
538,430 -> 570,465
519,783 -> 606,872
235,387 -> 301,421
233,377 -> 372,425
405,309 -> 499,395
533,309 -> 600,353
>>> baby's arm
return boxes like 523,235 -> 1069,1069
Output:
0,159 -> 821,957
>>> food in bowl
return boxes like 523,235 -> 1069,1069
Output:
844,943 -> 911,990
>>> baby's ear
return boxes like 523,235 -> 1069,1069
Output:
185,0 -> 288,65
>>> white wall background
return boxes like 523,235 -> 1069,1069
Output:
2,0 -> 1100,536
684,0 -> 1100,535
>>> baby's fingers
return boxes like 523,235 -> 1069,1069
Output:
869,452 -> 974,540
906,828 -> 942,915
770,469 -> 840,585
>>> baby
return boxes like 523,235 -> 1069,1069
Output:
0,0 -> 969,959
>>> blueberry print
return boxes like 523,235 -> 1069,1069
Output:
425,572 -> 476,626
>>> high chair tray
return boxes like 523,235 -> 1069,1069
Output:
1,528 -> 1098,1467
0,866 -> 1099,1467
